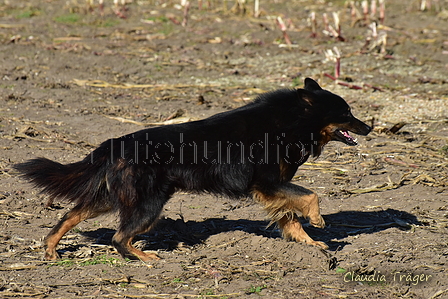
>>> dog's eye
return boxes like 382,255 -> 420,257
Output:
342,110 -> 351,117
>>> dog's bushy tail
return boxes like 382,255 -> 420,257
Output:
14,157 -> 108,205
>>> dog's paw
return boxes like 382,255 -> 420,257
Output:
44,249 -> 60,260
309,215 -> 325,228
308,240 -> 329,250
141,251 -> 161,262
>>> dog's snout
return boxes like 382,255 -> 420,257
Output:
361,124 -> 372,136
351,118 -> 372,136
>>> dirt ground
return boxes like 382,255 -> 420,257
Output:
1,0 -> 447,298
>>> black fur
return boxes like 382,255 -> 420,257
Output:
14,78 -> 371,260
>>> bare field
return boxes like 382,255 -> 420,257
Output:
1,1 -> 447,298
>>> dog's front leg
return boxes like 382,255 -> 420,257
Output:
252,183 -> 328,249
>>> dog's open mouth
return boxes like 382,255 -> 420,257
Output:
335,129 -> 358,145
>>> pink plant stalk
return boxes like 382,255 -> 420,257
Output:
310,12 -> 317,38
254,0 -> 260,18
333,12 -> 345,41
362,0 -> 369,24
371,0 -> 377,17
322,12 -> 345,41
333,47 -> 341,79
324,47 -> 341,79
379,0 -> 385,24
370,22 -> 378,40
324,45 -> 384,91
99,0 -> 104,15
421,0 -> 430,11
364,83 -> 384,92
276,16 -> 292,46
350,2 -> 357,24
323,13 -> 330,32
113,0 -> 127,18
182,1 -> 191,27
379,32 -> 387,54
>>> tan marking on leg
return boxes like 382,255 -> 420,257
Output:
297,192 -> 325,228
127,240 -> 160,262
252,183 -> 327,249
44,207 -> 108,260
44,210 -> 87,260
278,215 -> 328,249
252,183 -> 325,228
112,230 -> 160,262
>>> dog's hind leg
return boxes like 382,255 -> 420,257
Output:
252,183 -> 328,249
112,195 -> 168,262
112,228 -> 159,262
44,204 -> 111,260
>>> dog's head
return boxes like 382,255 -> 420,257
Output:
301,78 -> 372,148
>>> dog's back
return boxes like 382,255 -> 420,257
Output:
93,88 -> 312,197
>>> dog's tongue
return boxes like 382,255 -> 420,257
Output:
340,130 -> 358,145
341,130 -> 352,139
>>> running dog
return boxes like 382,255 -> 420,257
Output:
15,78 -> 371,261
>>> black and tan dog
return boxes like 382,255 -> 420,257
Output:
15,78 -> 371,261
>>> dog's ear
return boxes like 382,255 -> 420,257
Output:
304,78 -> 322,91
297,89 -> 315,106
